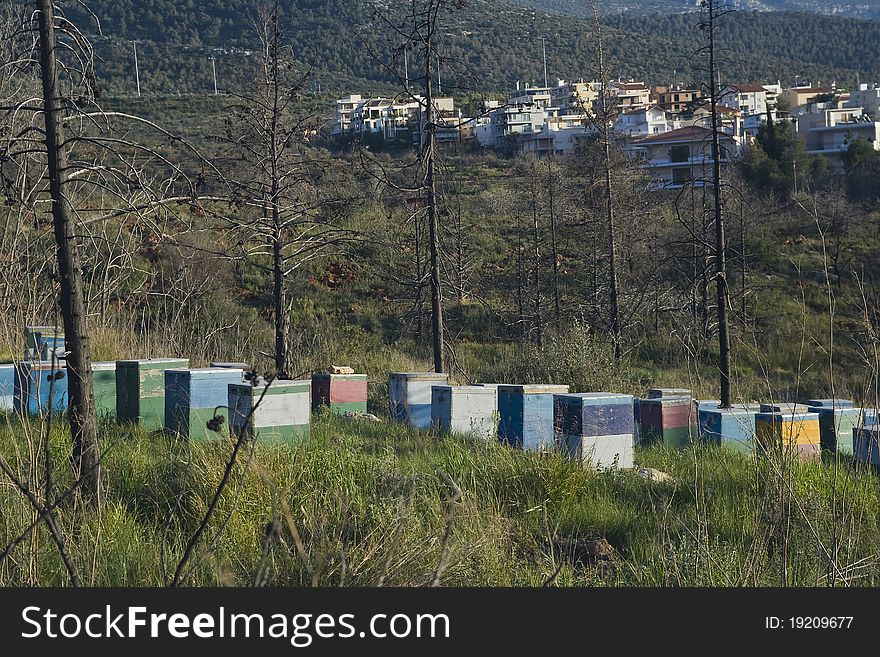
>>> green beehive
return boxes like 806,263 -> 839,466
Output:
91,362 -> 117,417
116,358 -> 190,429
230,379 -> 311,443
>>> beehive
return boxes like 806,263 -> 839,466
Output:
24,325 -> 63,360
647,387 -> 691,399
555,393 -> 635,469
854,425 -> 880,467
90,362 -> 117,417
633,398 -> 641,444
699,404 -> 761,454
388,372 -> 449,429
14,361 -> 68,415
807,404 -> 863,455
431,385 -> 498,440
755,409 -> 821,460
312,372 -> 368,415
639,396 -> 697,449
116,358 -> 190,429
210,361 -> 251,369
229,379 -> 311,443
164,367 -> 246,439
0,364 -> 15,411
759,403 -> 811,414
497,384 -> 569,451
807,399 -> 855,408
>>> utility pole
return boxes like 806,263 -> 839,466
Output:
404,46 -> 410,91
133,41 -> 141,97
541,37 -> 548,89
210,55 -> 218,95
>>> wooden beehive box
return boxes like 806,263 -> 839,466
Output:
311,372 -> 368,415
0,364 -> 15,411
755,409 -> 821,460
854,425 -> 880,467
807,404 -> 863,455
555,393 -> 635,469
807,399 -> 855,408
639,396 -> 697,449
698,404 -> 761,454
431,385 -> 498,440
229,379 -> 311,443
165,367 -> 246,439
498,384 -> 569,451
388,372 -> 449,429
24,325 -> 63,360
14,361 -> 68,415
647,387 -> 691,399
116,358 -> 190,429
210,361 -> 251,369
90,361 -> 117,418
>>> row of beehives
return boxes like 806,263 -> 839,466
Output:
0,357 -> 369,441
3,331 -> 879,467
387,373 -> 880,469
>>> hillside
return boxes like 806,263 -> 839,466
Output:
513,0 -> 880,20
63,1 -> 880,97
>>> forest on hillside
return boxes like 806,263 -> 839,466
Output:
63,1 -> 880,96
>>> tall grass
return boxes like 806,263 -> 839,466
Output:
2,412 -> 879,587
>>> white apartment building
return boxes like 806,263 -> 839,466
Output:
847,83 -> 880,119
719,84 -> 768,116
806,119 -> 880,158
334,94 -> 363,135
626,125 -> 734,190
614,106 -> 670,137
476,103 -> 546,148
607,80 -> 652,113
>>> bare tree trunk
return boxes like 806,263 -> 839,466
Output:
37,0 -> 100,501
531,176 -> 543,347
707,0 -> 732,408
593,10 -> 622,363
516,211 -> 526,342
424,28 -> 445,373
265,7 -> 290,379
547,159 -> 561,330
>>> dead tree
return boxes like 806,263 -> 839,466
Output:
700,0 -> 733,407
364,0 -> 468,373
224,1 -> 353,378
592,8 -> 622,363
35,0 -> 100,499
4,1 -> 224,504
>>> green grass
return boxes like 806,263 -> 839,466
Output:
2,412 -> 879,587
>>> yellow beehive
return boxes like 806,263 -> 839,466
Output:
754,409 -> 821,459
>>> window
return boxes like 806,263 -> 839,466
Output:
672,167 -> 692,185
670,144 -> 690,162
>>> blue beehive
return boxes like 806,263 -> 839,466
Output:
1,364 -> 15,411
854,425 -> 880,467
497,384 -> 569,451
555,393 -> 635,469
807,399 -> 855,408
14,361 -> 68,415
164,367 -> 246,439
699,404 -> 760,454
